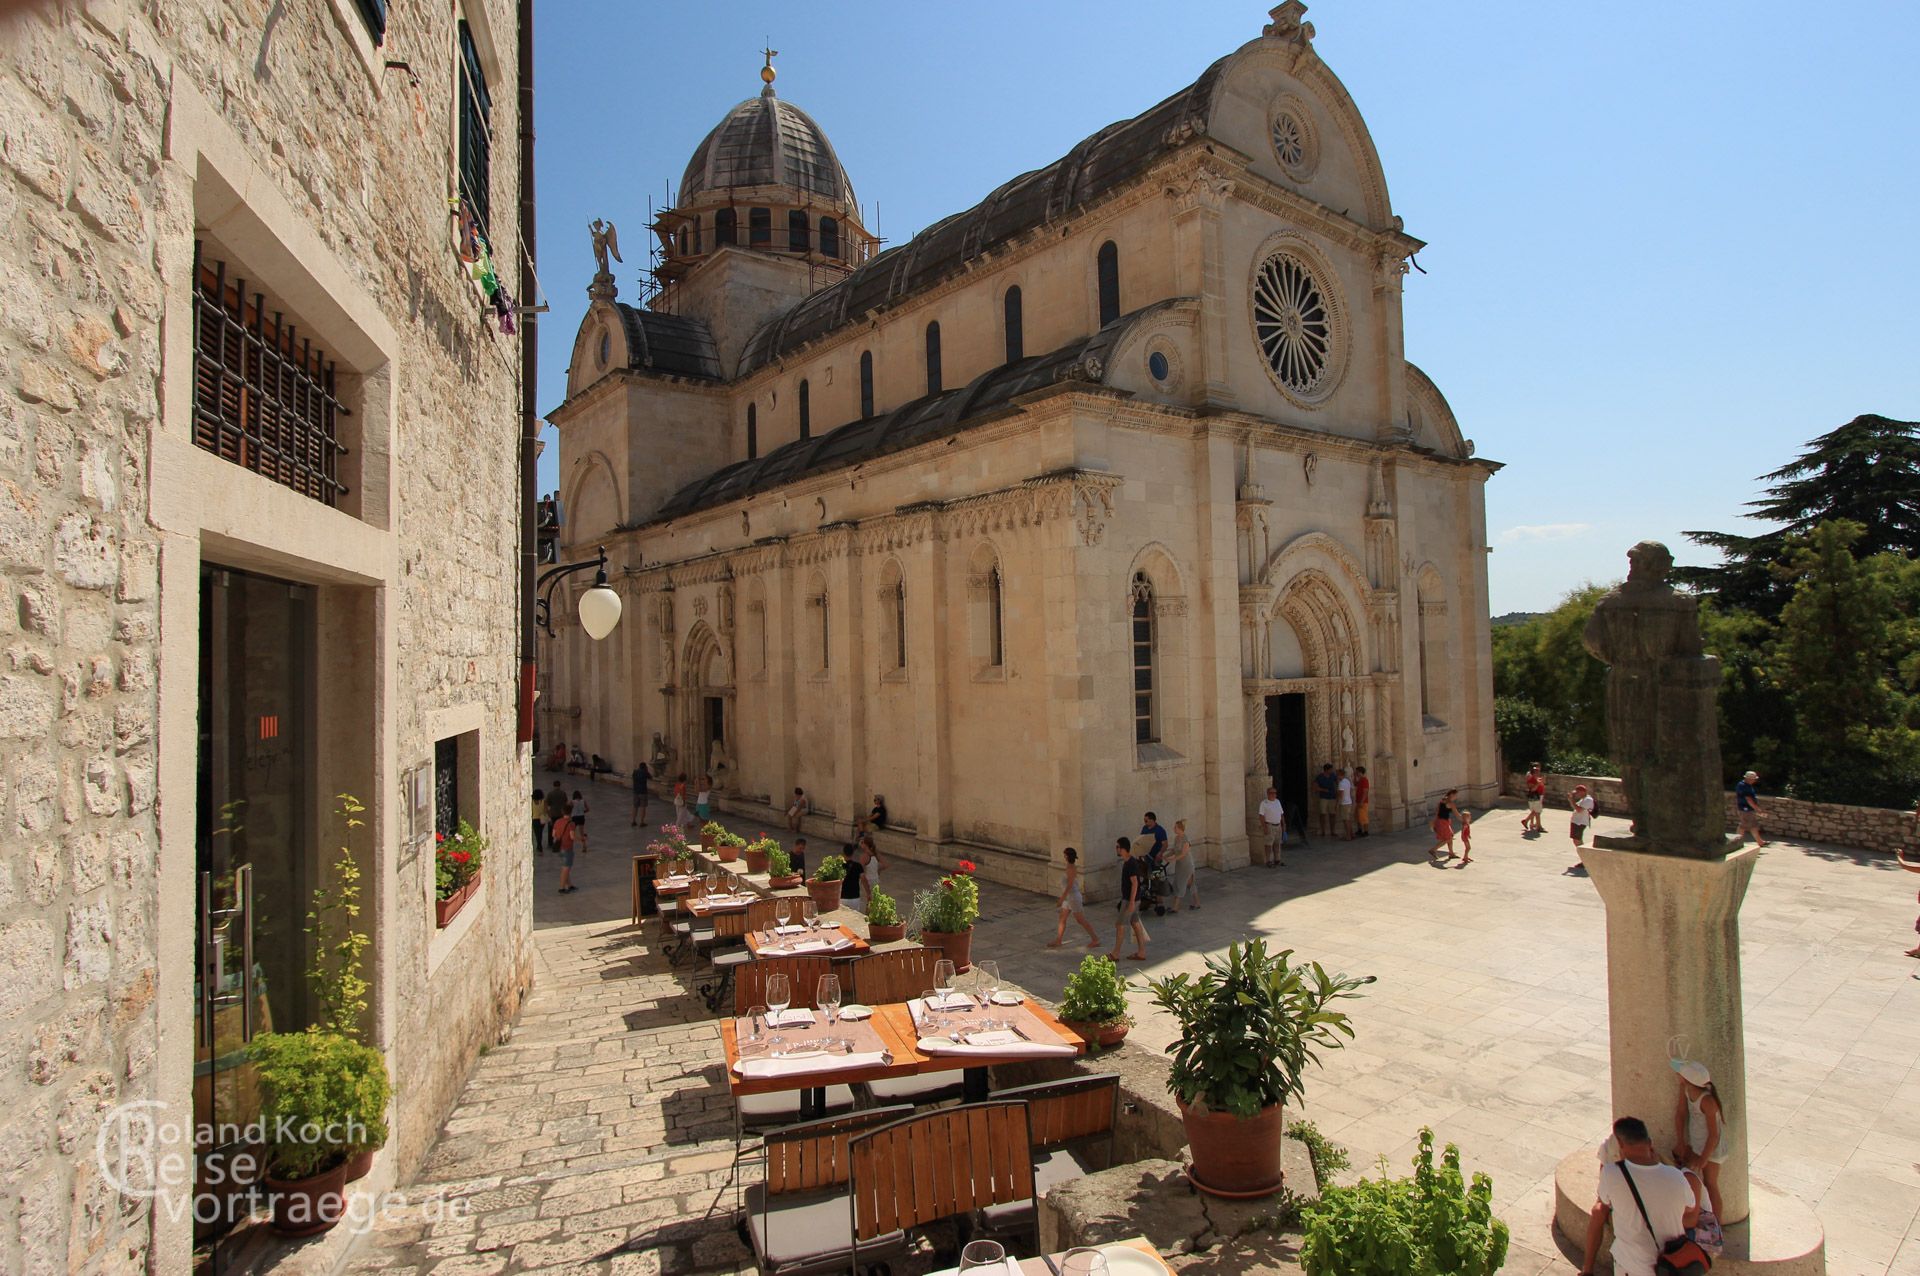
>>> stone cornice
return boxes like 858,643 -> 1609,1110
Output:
546,363 -> 729,427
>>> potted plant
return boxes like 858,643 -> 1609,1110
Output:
306,795 -> 385,1180
1058,954 -> 1133,1049
763,840 -> 802,889
433,819 -> 486,927
702,820 -> 736,861
807,854 -> 847,914
738,832 -> 770,874
913,859 -> 979,972
1143,939 -> 1369,1199
865,888 -> 906,943
248,1027 -> 391,1237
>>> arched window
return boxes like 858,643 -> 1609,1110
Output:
715,208 -> 737,246
988,564 -> 1005,668
798,380 -> 810,441
815,586 -> 831,671
925,321 -> 942,396
788,210 -> 810,251
746,403 -> 758,459
1003,285 -> 1024,364
749,207 -> 771,245
1097,240 -> 1120,326
1417,571 -> 1451,728
859,350 -> 874,419
820,216 -> 840,259
880,560 -> 907,672
969,545 -> 1005,672
1131,572 -> 1157,743
894,579 -> 907,669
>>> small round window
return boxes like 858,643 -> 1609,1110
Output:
1269,101 -> 1318,181
1147,352 -> 1170,383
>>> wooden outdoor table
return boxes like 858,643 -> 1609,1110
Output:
876,996 -> 1083,1103
926,1236 -> 1168,1275
744,925 -> 870,959
688,893 -> 755,918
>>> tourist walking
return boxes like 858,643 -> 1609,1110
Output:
1314,763 -> 1340,837
1048,847 -> 1101,948
629,761 -> 651,827
672,773 -> 690,828
839,837 -> 865,911
1523,763 -> 1546,834
1353,766 -> 1371,836
1456,809 -> 1474,866
1337,767 -> 1355,840
695,775 -> 713,822
1110,837 -> 1149,961
1569,783 -> 1597,868
531,787 -> 545,855
1167,818 -> 1200,911
1428,789 -> 1459,861
1897,807 -> 1920,961
1734,770 -> 1766,847
551,812 -> 578,894
786,786 -> 808,833
1670,1059 -> 1730,1222
1257,786 -> 1287,867
1579,1116 -> 1697,1276
543,786 -> 566,850
569,789 -> 589,852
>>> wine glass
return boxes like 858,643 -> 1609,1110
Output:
775,898 -> 791,932
975,961 -> 1001,1028
800,898 -> 818,930
1060,1248 -> 1109,1275
816,973 -> 842,1049
741,1004 -> 769,1059
920,986 -> 943,1036
765,973 -> 792,1045
957,1240 -> 1006,1271
933,958 -> 958,1009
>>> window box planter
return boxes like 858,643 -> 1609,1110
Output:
435,871 -> 481,928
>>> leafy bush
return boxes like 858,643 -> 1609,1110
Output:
1299,1129 -> 1508,1276
307,795 -> 370,1040
913,860 -> 980,934
1546,750 -> 1613,778
765,844 -> 793,876
1493,696 -> 1553,774
1143,940 -> 1369,1118
1286,1118 -> 1351,1184
1059,954 -> 1130,1027
866,888 -> 899,926
700,819 -> 729,844
248,1029 -> 391,1179
811,854 -> 847,883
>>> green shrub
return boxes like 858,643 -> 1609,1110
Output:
1286,1117 -> 1351,1184
306,795 -> 370,1040
866,888 -> 899,926
811,854 -> 847,882
1493,696 -> 1553,774
766,845 -> 793,876
700,819 -> 729,844
1059,955 -> 1130,1027
248,1029 -> 391,1179
1299,1129 -> 1508,1276
912,860 -> 980,934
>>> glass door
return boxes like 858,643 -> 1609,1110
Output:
193,566 -> 314,1259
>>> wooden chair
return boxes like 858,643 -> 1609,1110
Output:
848,1101 -> 1037,1267
745,1106 -> 913,1276
974,1075 -> 1121,1242
666,879 -> 712,965
697,908 -> 754,1011
847,948 -> 936,1006
708,900 -> 784,1004
733,955 -> 831,1016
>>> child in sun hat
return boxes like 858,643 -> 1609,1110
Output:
1670,1058 -> 1729,1221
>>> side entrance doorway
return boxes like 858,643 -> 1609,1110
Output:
1265,692 -> 1309,839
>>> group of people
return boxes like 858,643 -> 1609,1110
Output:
1579,1060 -> 1730,1276
531,785 -> 591,894
1250,764 -> 1373,868
1049,812 -> 1201,961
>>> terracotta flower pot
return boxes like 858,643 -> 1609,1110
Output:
868,921 -> 907,944
921,928 -> 973,973
1178,1098 -> 1285,1199
266,1159 -> 350,1237
742,849 -> 770,874
769,873 -> 803,890
716,844 -> 739,862
343,1146 -> 377,1183
806,879 -> 845,914
1064,1019 -> 1130,1049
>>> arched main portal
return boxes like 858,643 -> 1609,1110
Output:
679,623 -> 735,794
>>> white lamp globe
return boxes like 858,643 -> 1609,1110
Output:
578,583 -> 622,641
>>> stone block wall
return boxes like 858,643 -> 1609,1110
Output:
1503,772 -> 1916,855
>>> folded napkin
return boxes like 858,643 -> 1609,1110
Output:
736,1049 -> 887,1079
914,1034 -> 1077,1058
778,938 -> 834,954
768,1008 -> 814,1028
772,924 -> 808,935
925,992 -> 974,1012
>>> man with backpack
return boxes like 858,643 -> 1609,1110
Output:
1580,1116 -> 1700,1276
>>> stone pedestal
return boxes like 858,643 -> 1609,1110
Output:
1580,843 -> 1756,1222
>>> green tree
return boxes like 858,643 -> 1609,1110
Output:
1489,584 -> 1608,767
1682,414 -> 1920,613
1696,600 -> 1791,786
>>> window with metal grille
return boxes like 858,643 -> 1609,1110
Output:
434,736 -> 460,839
798,380 -> 810,441
749,207 -> 771,245
191,244 -> 351,507
925,321 -> 942,396
353,0 -> 387,43
820,217 -> 840,259
859,350 -> 874,418
746,403 -> 757,459
1132,573 -> 1156,743
1004,285 -> 1023,364
456,20 -> 492,236
788,210 -> 810,251
716,208 -> 737,246
1097,240 -> 1120,326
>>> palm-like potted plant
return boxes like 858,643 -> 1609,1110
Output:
248,1027 -> 391,1236
865,887 -> 905,943
763,840 -> 802,889
1058,954 -> 1132,1049
702,819 -> 737,862
912,860 -> 979,972
807,854 -> 847,914
1144,939 -> 1369,1199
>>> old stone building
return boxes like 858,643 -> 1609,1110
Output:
547,4 -> 1499,896
1,0 -> 534,1270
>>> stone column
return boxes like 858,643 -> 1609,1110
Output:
1579,844 -> 1756,1223
1244,687 -> 1271,846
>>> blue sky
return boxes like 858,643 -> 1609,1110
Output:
532,1 -> 1918,614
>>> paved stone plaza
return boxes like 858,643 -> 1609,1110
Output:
339,787 -> 1920,1275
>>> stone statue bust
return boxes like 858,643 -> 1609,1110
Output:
1581,541 -> 1731,858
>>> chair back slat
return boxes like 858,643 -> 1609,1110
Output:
850,1102 -> 1034,1243
744,898 -> 781,932
848,948 -> 936,1005
764,1106 -> 910,1197
711,908 -> 749,941
733,955 -> 831,1015
992,1074 -> 1120,1154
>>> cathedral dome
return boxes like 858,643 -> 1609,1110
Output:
678,87 -> 858,217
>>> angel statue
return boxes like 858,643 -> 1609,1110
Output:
589,219 -> 621,277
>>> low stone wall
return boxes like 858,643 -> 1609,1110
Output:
1503,772 -> 1916,855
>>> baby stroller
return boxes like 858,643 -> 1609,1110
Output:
1145,848 -> 1173,917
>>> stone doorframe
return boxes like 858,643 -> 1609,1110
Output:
678,622 -> 735,794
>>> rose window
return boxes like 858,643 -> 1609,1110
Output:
1271,112 -> 1307,172
1252,252 -> 1334,397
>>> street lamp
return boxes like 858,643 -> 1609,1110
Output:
537,545 -> 623,640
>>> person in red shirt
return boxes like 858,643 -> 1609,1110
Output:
1353,766 -> 1371,837
1523,763 -> 1547,834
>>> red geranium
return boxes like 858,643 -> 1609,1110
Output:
451,850 -> 470,865
956,859 -> 976,874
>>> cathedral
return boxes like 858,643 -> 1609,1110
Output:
545,3 -> 1499,895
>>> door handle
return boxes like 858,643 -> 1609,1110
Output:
235,863 -> 255,1041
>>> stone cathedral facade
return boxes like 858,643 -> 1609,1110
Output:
547,5 -> 1499,895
